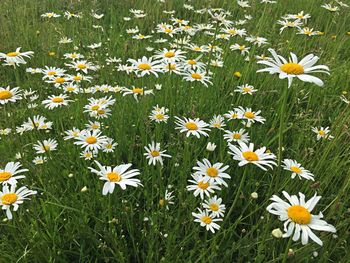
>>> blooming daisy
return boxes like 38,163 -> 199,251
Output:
228,141 -> 277,171
257,48 -> 330,88
0,183 -> 37,220
203,195 -> 226,218
174,116 -> 210,138
182,70 -> 212,87
74,129 -> 109,153
236,106 -> 266,124
234,84 -> 257,95
0,86 -> 22,105
0,162 -> 28,185
209,115 -> 226,129
102,138 -> 118,153
144,141 -> 171,166
187,173 -> 221,199
153,48 -> 186,63
193,159 -> 231,187
0,47 -> 34,66
89,161 -> 142,194
33,138 -> 58,154
65,60 -> 97,74
267,191 -> 336,246
149,105 -> 169,123
311,127 -> 334,140
282,159 -> 314,181
223,128 -> 250,143
128,56 -> 162,77
192,208 -> 222,233
42,94 -> 72,109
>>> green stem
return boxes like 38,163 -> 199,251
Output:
278,87 -> 289,168
225,167 -> 248,222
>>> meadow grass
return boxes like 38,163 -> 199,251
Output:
0,0 -> 350,262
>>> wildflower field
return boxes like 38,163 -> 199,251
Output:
1,0 -> 350,262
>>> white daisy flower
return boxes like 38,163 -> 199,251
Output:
192,208 -> 222,233
42,94 -> 72,109
33,139 -> 58,154
267,191 -> 336,246
174,116 -> 210,138
182,70 -> 213,87
128,56 -> 162,77
257,48 -> 330,88
0,162 -> 28,185
228,141 -> 277,171
282,159 -> 314,181
0,86 -> 22,105
192,158 -> 231,187
209,115 -> 226,129
311,127 -> 334,140
234,84 -> 257,95
74,130 -> 109,153
203,195 -> 226,218
89,161 -> 142,194
236,106 -> 266,124
223,128 -> 250,143
0,183 -> 37,220
187,173 -> 221,199
144,141 -> 171,166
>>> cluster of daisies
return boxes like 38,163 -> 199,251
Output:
0,162 -> 36,220
0,1 -> 341,249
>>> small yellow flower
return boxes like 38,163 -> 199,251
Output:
233,71 -> 241,78
48,51 -> 56,56
331,35 -> 337,40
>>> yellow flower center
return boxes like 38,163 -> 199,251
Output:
209,203 -> 219,211
233,133 -> 242,139
206,167 -> 218,177
52,97 -> 64,103
231,113 -> 238,119
242,151 -> 259,162
155,114 -> 164,120
132,88 -> 143,94
77,64 -> 86,69
6,52 -> 19,57
55,77 -> 65,84
0,90 -> 13,100
1,193 -> 18,205
44,145 -> 51,151
107,172 -> 121,182
280,63 -> 304,75
318,130 -> 325,136
198,181 -> 209,190
85,136 -> 97,144
48,71 -> 56,76
164,51 -> 175,58
243,87 -> 252,93
213,123 -> 221,128
287,205 -> 311,225
97,109 -> 105,115
290,166 -> 302,174
201,215 -> 212,224
228,29 -> 236,34
244,112 -> 255,119
66,86 -> 75,91
165,28 -> 173,33
138,63 -> 151,70
0,172 -> 12,182
91,105 -> 100,111
73,76 -> 82,81
191,73 -> 202,80
188,60 -> 197,65
151,150 -> 160,157
185,122 -> 198,130
91,124 -> 99,129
